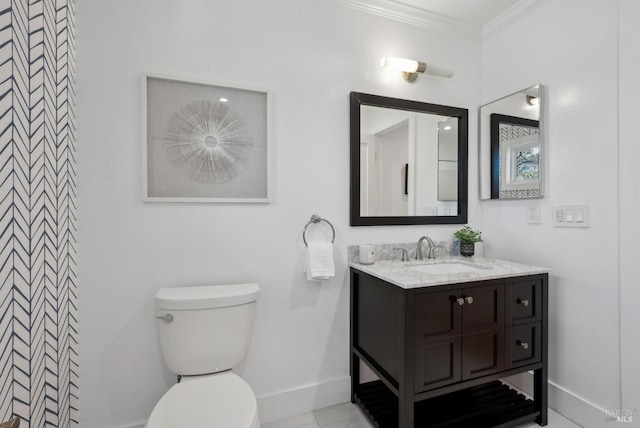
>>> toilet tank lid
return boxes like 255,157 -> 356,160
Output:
156,283 -> 260,310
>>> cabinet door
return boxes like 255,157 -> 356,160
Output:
415,290 -> 462,342
461,284 -> 504,334
415,337 -> 462,392
461,284 -> 505,379
461,330 -> 504,380
414,289 -> 463,392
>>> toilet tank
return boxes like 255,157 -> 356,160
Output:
155,283 -> 260,376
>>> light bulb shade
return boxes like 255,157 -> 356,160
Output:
381,57 -> 453,81
424,63 -> 454,78
380,57 -> 420,73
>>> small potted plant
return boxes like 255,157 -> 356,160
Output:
453,225 -> 483,257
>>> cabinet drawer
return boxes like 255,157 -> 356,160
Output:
506,322 -> 541,369
506,279 -> 542,325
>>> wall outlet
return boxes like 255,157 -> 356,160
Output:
527,206 -> 541,224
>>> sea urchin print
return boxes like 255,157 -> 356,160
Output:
163,100 -> 254,185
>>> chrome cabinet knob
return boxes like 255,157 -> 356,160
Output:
516,340 -> 529,350
465,296 -> 474,304
456,297 -> 465,306
517,298 -> 529,307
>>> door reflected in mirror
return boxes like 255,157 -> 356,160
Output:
351,92 -> 468,226
479,84 -> 545,200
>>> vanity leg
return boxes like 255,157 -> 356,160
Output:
534,367 -> 548,425
350,352 -> 359,403
398,391 -> 415,428
399,290 -> 415,428
350,272 -> 359,404
535,278 -> 549,425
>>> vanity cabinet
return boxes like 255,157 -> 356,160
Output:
350,268 -> 548,428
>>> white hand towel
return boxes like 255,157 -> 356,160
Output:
305,241 -> 335,281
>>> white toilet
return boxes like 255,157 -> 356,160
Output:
147,283 -> 261,428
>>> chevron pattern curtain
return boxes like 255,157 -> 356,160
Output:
0,0 -> 78,427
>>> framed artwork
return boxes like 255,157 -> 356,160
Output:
142,73 -> 271,202
490,113 -> 540,199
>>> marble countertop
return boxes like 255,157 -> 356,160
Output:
349,256 -> 550,289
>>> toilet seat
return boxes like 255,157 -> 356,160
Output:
146,372 -> 259,428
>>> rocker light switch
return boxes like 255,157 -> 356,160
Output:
553,205 -> 590,228
565,209 -> 574,222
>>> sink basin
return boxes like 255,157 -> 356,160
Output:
409,262 -> 491,275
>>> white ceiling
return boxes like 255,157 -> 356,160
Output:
326,0 -> 548,39
393,0 -> 520,26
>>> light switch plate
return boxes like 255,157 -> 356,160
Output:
553,205 -> 590,228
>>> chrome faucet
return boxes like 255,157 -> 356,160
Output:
393,247 -> 409,262
416,236 -> 436,260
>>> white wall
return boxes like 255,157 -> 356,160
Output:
619,0 -> 640,425
76,1 -> 482,426
481,1 -> 621,426
377,124 -> 409,216
414,114 -> 439,214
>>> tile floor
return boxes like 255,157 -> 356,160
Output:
263,402 -> 582,428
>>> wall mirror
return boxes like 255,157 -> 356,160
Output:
350,92 -> 468,226
479,84 -> 545,200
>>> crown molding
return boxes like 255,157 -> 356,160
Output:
483,0 -> 551,41
324,0 -> 480,40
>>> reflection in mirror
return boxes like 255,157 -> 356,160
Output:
351,92 -> 468,226
438,117 -> 458,202
479,84 -> 544,200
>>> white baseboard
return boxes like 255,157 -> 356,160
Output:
119,422 -> 146,428
257,376 -> 351,424
132,373 -> 611,428
503,372 -> 610,428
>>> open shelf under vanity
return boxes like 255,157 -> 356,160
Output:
355,379 -> 539,428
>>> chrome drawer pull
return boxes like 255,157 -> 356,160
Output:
517,298 -> 529,307
516,340 -> 529,350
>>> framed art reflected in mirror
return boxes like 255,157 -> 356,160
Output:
479,84 -> 545,200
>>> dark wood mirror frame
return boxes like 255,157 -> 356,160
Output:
350,92 -> 469,226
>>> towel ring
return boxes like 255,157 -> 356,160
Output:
303,214 -> 336,247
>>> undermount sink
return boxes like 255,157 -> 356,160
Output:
409,261 -> 492,275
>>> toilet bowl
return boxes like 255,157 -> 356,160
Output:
147,283 -> 261,427
146,372 -> 259,428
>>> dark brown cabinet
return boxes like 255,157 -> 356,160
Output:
351,269 -> 548,428
414,284 -> 506,392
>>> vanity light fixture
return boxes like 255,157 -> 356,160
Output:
526,95 -> 539,106
380,57 -> 454,82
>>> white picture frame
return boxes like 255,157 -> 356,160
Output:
142,73 -> 271,203
500,134 -> 540,192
